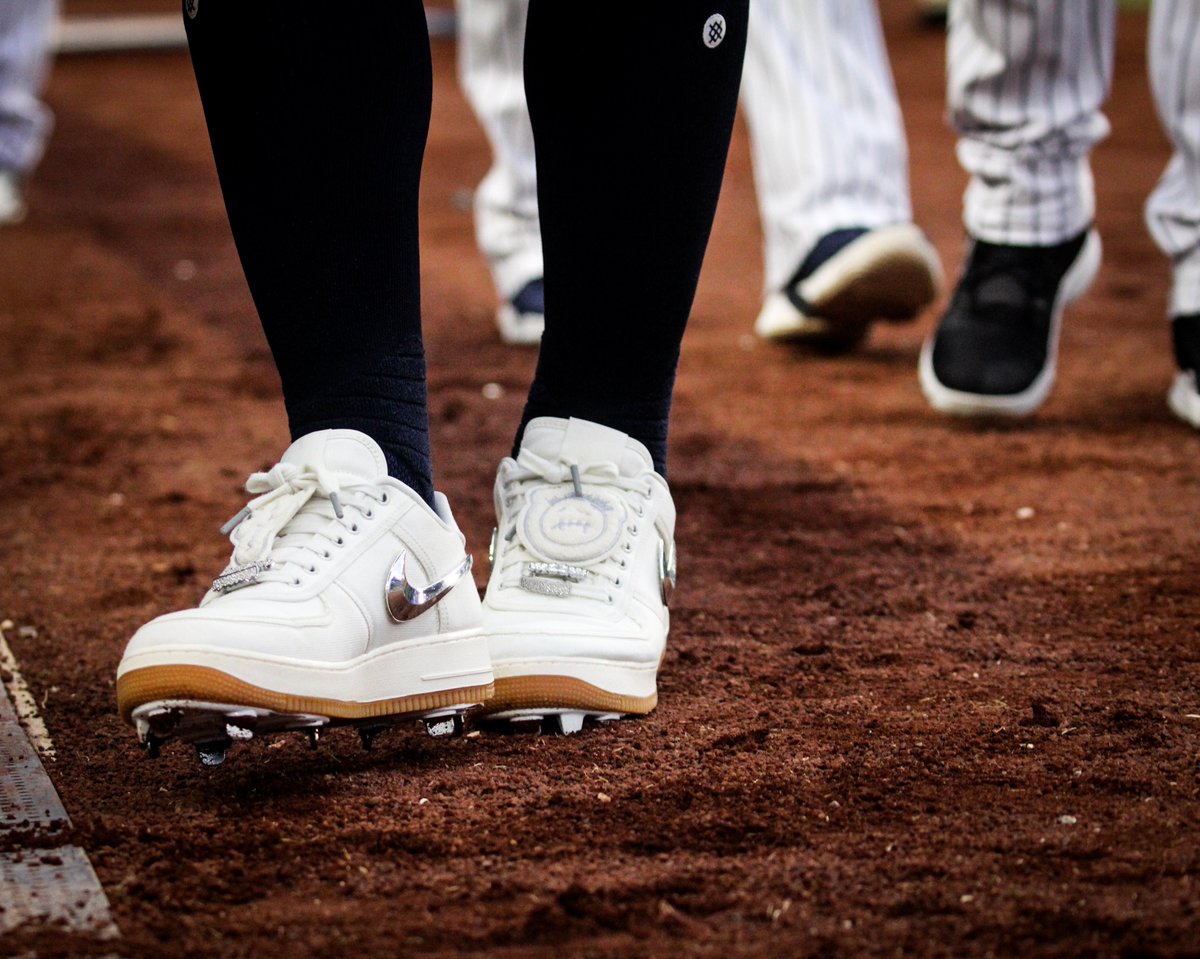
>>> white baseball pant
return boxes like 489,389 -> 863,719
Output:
456,0 -> 915,299
950,0 -> 1200,315
0,0 -> 57,176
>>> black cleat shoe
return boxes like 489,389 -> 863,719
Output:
920,229 -> 1101,417
1168,313 -> 1200,429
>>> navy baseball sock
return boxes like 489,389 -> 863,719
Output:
518,0 -> 748,475
183,1 -> 436,504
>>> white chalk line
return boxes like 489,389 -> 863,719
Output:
0,619 -> 56,760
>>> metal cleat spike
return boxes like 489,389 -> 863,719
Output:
556,713 -> 585,735
144,735 -> 163,760
306,728 -> 321,750
358,724 -> 386,751
196,740 -> 230,767
424,715 -> 460,739
507,716 -> 545,735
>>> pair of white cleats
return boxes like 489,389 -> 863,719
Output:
115,417 -> 676,759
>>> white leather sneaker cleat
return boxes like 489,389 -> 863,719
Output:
479,417 -> 676,729
116,429 -> 493,756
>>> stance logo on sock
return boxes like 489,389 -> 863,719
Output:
185,0 -> 199,19
703,13 -> 726,48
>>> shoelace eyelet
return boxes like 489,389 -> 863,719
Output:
380,493 -> 389,504
365,509 -> 374,519
335,537 -> 345,547
323,551 -> 331,559
350,523 -> 360,534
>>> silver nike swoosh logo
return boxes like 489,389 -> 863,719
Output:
385,549 -> 473,623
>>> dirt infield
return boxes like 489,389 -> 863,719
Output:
1,3 -> 1198,956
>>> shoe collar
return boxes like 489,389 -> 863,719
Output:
519,417 -> 654,481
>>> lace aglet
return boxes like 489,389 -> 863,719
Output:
219,506 -> 252,536
570,464 -> 583,498
330,491 -> 344,519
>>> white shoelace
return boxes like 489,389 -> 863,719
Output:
494,448 -> 654,604
216,461 -> 386,589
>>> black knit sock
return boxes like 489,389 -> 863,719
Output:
183,1 -> 435,503
517,0 -> 748,475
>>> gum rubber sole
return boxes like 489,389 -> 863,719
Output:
117,663 -> 493,725
475,674 -> 656,719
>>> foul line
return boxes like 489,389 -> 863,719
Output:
0,620 -> 55,760
0,620 -> 120,941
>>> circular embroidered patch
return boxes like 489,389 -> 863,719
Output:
519,487 -> 627,565
703,13 -> 726,48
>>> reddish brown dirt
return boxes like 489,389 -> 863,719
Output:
2,3 -> 1198,957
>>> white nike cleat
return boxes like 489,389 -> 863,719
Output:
115,429 -> 493,762
479,417 -> 676,735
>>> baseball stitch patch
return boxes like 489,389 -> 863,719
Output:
518,487 -> 627,565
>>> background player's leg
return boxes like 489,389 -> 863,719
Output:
1145,0 -> 1200,429
0,0 -> 59,223
456,0 -> 544,345
184,0 -> 436,503
950,0 -> 1115,248
743,0 -> 941,351
518,0 -> 748,475
743,0 -> 914,294
919,0 -> 1114,418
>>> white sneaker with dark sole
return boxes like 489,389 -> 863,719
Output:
754,224 -> 943,351
115,429 -> 493,763
496,278 -> 545,346
479,417 -> 676,735
0,170 -> 26,225
1168,314 -> 1200,430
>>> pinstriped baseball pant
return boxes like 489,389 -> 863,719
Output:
0,0 -> 57,176
459,0 -> 915,300
950,0 -> 1200,315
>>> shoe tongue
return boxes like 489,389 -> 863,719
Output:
280,429 -> 388,483
521,417 -> 653,477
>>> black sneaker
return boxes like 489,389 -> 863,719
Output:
919,229 -> 1101,416
1168,313 -> 1200,428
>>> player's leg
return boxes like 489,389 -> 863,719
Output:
0,0 -> 59,223
920,0 -> 1113,416
743,0 -> 942,351
1145,0 -> 1200,430
457,0 -> 544,345
115,1 -> 491,762
478,0 -> 748,732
